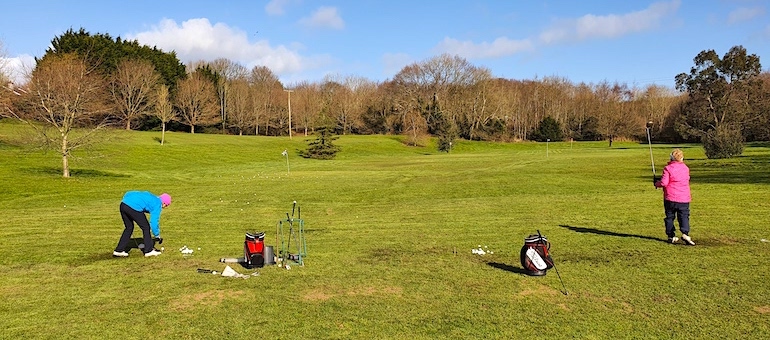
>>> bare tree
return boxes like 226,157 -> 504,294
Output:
292,81 -> 322,136
594,81 -> 633,147
176,72 -> 218,133
110,59 -> 161,130
9,53 -> 112,177
153,83 -> 174,144
249,66 -> 282,135
209,58 -> 248,133
227,77 -> 252,135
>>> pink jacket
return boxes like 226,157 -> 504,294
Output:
655,161 -> 691,203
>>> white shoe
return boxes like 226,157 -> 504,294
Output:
113,251 -> 129,257
681,234 -> 696,246
144,249 -> 162,257
668,237 -> 679,244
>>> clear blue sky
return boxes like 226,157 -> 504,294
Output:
1,0 -> 768,88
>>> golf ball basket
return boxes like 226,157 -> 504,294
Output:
276,202 -> 306,266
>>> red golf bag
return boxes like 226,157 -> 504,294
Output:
244,232 -> 265,269
520,233 -> 554,276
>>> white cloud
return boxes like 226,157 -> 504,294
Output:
299,7 -> 344,30
265,0 -> 291,16
434,37 -> 534,59
1,54 -> 35,85
126,18 -> 330,78
727,7 -> 765,25
539,0 -> 681,44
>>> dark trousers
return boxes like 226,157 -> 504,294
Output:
664,200 -> 690,237
115,202 -> 154,253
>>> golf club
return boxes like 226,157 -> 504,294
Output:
646,121 -> 656,180
537,230 -> 568,295
286,212 -> 293,253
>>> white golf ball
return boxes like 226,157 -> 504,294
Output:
198,248 -> 201,250
161,247 -> 165,251
286,265 -> 291,270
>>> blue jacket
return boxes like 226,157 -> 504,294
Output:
122,191 -> 163,237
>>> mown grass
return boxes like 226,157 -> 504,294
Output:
1,119 -> 769,339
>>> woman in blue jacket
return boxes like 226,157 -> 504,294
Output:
113,191 -> 171,257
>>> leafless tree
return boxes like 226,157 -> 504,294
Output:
153,83 -> 174,144
9,53 -> 113,177
110,59 -> 161,130
227,77 -> 252,135
176,72 -> 218,133
248,66 -> 282,135
292,81 -> 322,136
209,58 -> 248,133
594,81 -> 633,146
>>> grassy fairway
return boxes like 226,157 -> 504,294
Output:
1,120 -> 769,339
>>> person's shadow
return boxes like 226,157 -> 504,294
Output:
558,224 -> 668,244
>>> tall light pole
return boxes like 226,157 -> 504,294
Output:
284,89 -> 294,139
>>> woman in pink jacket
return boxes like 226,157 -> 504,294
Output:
654,149 -> 695,245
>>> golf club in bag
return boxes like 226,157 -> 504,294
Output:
520,230 -> 568,295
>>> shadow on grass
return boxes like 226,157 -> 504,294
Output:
689,154 -> 770,185
559,224 -> 668,244
487,262 -> 532,275
24,167 -> 130,178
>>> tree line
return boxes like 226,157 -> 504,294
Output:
2,29 -> 769,176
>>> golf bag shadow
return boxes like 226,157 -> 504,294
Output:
520,234 -> 554,276
244,232 -> 265,269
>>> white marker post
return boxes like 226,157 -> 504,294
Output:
282,149 -> 290,175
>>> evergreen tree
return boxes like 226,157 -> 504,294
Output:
530,116 -> 564,142
299,125 -> 340,159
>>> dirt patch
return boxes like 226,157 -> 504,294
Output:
303,289 -> 334,301
347,285 -> 403,297
517,284 -> 560,297
170,290 -> 244,311
302,285 -> 403,301
755,306 -> 770,314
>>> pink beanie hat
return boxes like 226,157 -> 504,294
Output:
159,193 -> 172,206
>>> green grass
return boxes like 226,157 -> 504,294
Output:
1,120 -> 769,339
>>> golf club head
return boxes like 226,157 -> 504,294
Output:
646,121 -> 653,129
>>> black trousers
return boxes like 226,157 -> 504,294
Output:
664,200 -> 690,238
115,202 -> 154,253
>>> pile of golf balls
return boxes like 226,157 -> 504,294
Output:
179,245 -> 194,255
472,245 -> 494,255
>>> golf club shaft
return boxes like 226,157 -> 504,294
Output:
537,230 -> 568,296
646,127 -> 656,177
